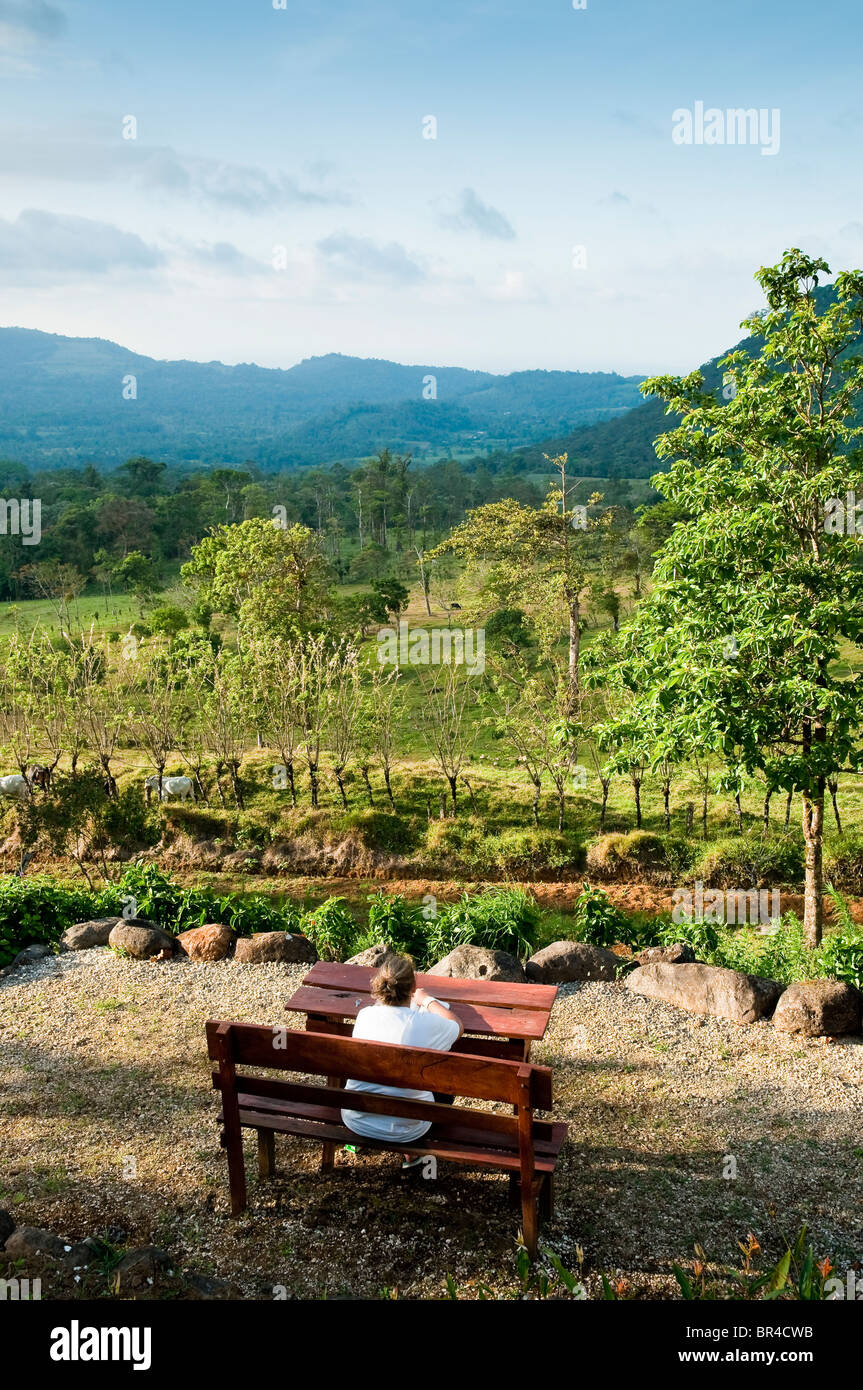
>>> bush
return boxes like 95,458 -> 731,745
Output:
0,876 -> 111,968
148,604 -> 189,637
571,882 -> 634,948
585,831 -> 693,882
476,828 -> 584,875
300,896 -> 359,961
334,810 -> 415,855
693,832 -> 804,888
824,833 -> 863,894
364,892 -> 429,960
424,888 -> 540,963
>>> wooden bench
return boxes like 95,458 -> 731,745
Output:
206,1018 -> 568,1258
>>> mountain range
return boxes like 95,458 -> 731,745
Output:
0,328 -> 644,471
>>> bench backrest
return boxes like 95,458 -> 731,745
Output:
206,1018 -> 552,1110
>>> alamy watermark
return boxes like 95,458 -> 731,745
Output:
672,881 -> 781,928
377,620 -> 485,675
672,102 -> 781,157
0,498 -> 41,545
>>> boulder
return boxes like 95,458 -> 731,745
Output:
184,1271 -> 241,1300
59,918 -> 122,952
0,1209 -> 15,1247
625,962 -> 782,1024
108,921 -> 176,960
525,940 -> 619,984
634,942 -> 696,967
112,1245 -> 172,1294
0,943 -> 51,975
176,924 -> 234,962
4,1226 -> 68,1260
772,980 -> 862,1037
234,932 -> 318,965
428,944 -> 525,983
346,943 -> 397,969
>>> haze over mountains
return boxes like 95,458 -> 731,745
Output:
0,328 -> 644,472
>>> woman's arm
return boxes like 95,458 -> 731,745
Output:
414,987 -> 464,1037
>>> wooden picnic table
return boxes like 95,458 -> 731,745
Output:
285,960 -> 558,1061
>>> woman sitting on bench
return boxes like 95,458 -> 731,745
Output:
341,953 -> 463,1155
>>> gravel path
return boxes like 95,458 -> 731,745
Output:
1,950 -> 861,1299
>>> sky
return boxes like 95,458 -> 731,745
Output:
1,0 -> 862,376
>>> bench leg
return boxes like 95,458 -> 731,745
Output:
539,1173 -> 554,1223
520,1180 -> 539,1261
258,1128 -> 276,1180
321,1074 -> 343,1172
224,1131 -> 247,1216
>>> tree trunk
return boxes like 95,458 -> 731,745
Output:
464,779 -> 478,814
662,780 -> 671,832
230,762 -> 244,809
567,602 -> 581,716
360,765 -> 375,807
558,787 -> 565,832
762,789 -> 771,834
308,762 -> 319,809
447,775 -> 457,817
828,777 -> 841,834
632,778 -> 642,830
383,765 -> 396,812
531,780 -> 540,828
685,801 -> 694,835
784,790 -> 793,829
599,779 -> 610,834
286,759 -> 297,809
734,792 -> 742,833
802,790 -> 825,946
702,789 -> 708,839
334,769 -> 348,811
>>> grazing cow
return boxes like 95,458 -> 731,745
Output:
144,774 -> 195,804
28,764 -> 52,792
0,774 -> 29,801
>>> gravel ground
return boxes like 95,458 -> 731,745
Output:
1,949 -> 861,1299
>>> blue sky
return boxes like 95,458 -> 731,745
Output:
1,0 -> 861,375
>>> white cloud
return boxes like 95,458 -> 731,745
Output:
0,209 -> 162,282
439,188 -> 516,240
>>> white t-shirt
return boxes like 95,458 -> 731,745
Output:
341,1001 -> 461,1143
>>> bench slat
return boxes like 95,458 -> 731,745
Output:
236,1107 -> 567,1172
288,985 -> 549,1041
304,962 -> 558,1012
303,1015 -> 526,1061
206,1018 -> 553,1109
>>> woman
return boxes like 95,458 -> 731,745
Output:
341,952 -> 463,1146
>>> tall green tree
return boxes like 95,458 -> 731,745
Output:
588,250 -> 863,944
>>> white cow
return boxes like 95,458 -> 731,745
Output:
144,775 -> 195,804
0,773 -> 29,801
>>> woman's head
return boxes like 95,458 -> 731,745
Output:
370,952 -> 416,1007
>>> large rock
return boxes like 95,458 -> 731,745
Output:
176,924 -> 234,962
184,1271 -> 241,1300
4,1226 -> 68,1260
108,921 -> 176,960
112,1245 -> 172,1294
635,942 -> 696,967
772,980 -> 862,1037
346,943 -> 396,968
428,944 -> 525,983
0,942 -> 51,976
0,1209 -> 16,1247
234,932 -> 318,965
59,918 -> 122,952
525,940 -> 619,984
625,962 -> 782,1024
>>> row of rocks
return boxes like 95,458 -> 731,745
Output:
59,917 -> 319,965
9,916 -> 861,1038
0,1214 -> 238,1299
624,959 -> 863,1036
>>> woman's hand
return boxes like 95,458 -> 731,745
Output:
413,987 -> 431,1008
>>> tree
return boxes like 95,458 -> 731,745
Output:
372,574 -> 409,621
112,550 -> 161,614
431,456 -> 608,714
588,250 -> 863,945
182,518 -> 332,642
418,663 -> 475,815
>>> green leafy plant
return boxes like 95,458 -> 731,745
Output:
300,896 -> 359,961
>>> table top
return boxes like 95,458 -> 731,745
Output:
285,960 -> 558,1045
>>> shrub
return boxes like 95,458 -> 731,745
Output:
148,604 -> 189,636
585,831 -> 693,882
365,892 -> 428,959
824,834 -> 863,894
693,832 -> 804,888
300,896 -> 359,961
0,876 -> 110,968
424,888 -> 540,963
571,882 -> 639,949
476,828 -> 584,875
334,810 -> 415,855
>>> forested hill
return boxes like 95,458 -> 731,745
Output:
491,285 -> 853,479
0,328 -> 644,470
